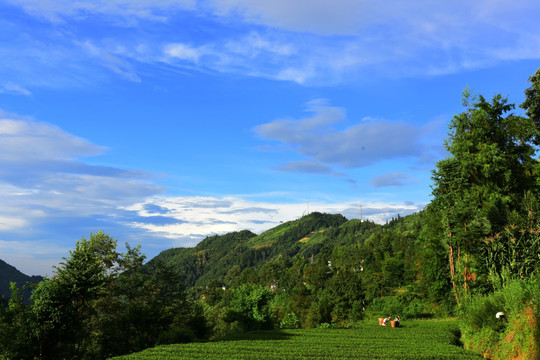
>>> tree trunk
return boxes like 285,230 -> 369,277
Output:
462,222 -> 469,292
448,243 -> 460,306
447,214 -> 460,307
463,252 -> 469,291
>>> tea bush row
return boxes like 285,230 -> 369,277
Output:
110,320 -> 482,360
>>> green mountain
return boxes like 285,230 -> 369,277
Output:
0,259 -> 43,301
147,212 -> 381,289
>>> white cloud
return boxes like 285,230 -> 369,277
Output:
214,0 -> 540,79
1,190 -> 425,276
0,115 -> 163,233
0,114 -> 169,275
0,215 -> 27,231
208,0 -> 540,42
0,239 -> 71,276
0,119 -> 105,162
4,0 -> 539,89
225,32 -> 295,57
122,195 -> 424,244
276,67 -> 314,85
164,43 -> 206,63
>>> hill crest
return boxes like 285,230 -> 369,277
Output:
0,259 -> 43,299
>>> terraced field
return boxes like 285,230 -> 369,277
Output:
110,320 -> 483,360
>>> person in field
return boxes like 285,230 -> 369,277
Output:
393,316 -> 400,327
382,317 -> 391,326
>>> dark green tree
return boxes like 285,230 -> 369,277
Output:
1,232 -> 207,360
30,231 -> 118,359
0,283 -> 36,359
522,68 -> 540,145
431,89 -> 539,304
224,283 -> 274,330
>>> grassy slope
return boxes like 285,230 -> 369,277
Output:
110,320 -> 483,360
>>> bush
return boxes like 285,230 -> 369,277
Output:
365,290 -> 436,319
459,275 -> 539,360
317,322 -> 338,329
459,292 -> 506,332
158,326 -> 195,345
280,312 -> 300,329
224,283 -> 274,331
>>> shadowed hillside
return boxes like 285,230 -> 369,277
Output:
0,259 -> 43,300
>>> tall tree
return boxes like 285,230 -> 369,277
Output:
431,89 -> 539,303
522,68 -> 540,145
31,232 -> 119,359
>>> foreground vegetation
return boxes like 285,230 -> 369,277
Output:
1,69 -> 539,359
110,320 -> 482,360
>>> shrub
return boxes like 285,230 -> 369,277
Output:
365,290 -> 436,319
158,326 -> 195,345
459,275 -> 539,360
224,283 -> 274,331
317,322 -> 338,329
280,312 -> 300,329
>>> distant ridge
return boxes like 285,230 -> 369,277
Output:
146,212 -> 377,289
0,259 -> 43,299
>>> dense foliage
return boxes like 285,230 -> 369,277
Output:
0,232 -> 207,359
458,275 -> 539,359
429,87 -> 540,304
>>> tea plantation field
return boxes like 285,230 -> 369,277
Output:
110,320 -> 483,360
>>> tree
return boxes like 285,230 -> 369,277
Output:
418,205 -> 453,307
327,268 -> 365,323
522,68 -> 540,145
19,232 -> 206,359
0,283 -> 36,359
431,89 -> 539,304
31,231 -> 119,359
224,283 -> 274,330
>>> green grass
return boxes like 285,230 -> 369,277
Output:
249,223 -> 292,248
109,320 -> 483,360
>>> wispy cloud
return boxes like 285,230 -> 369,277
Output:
0,114 -> 163,233
1,82 -> 32,96
164,43 -> 206,63
0,118 -> 105,162
2,0 -> 539,89
122,195 -> 425,242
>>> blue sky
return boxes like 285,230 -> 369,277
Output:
1,0 -> 539,276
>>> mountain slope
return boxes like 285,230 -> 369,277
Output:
147,212 -> 376,289
0,259 -> 43,299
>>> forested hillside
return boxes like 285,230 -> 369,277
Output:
146,212 -> 375,290
149,210 -> 450,327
